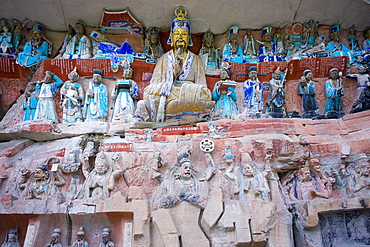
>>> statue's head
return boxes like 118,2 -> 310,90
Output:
262,27 -> 272,42
167,6 -> 193,50
220,69 -> 230,80
93,69 -> 103,84
363,26 -> 370,40
75,20 -> 86,35
50,229 -> 61,244
248,66 -> 258,80
77,227 -> 85,240
241,153 -> 255,177
34,164 -> 49,181
303,69 -> 313,80
147,27 -> 160,45
68,67 -> 80,82
330,25 -> 341,41
328,68 -> 339,79
102,228 -> 111,243
228,25 -> 239,44
95,152 -> 109,175
31,22 -> 44,41
6,227 -> 18,243
202,31 -> 214,48
308,158 -> 321,172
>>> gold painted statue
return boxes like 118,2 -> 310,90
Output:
135,6 -> 214,122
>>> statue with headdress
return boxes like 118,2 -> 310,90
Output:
62,21 -> 92,59
33,71 -> 64,123
111,60 -> 139,122
143,27 -> 164,62
47,228 -> 62,247
0,19 -> 13,56
324,68 -> 345,118
326,25 -> 353,64
298,69 -> 320,119
243,66 -> 264,118
199,30 -> 221,73
222,25 -> 245,63
134,6 -> 214,122
1,227 -> 20,247
83,69 -> 108,122
16,22 -> 52,68
257,27 -> 283,62
211,62 -> 238,119
99,228 -> 114,247
266,68 -> 286,118
72,227 -> 89,247
60,67 -> 84,123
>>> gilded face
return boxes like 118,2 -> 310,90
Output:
32,31 -> 41,40
180,162 -> 192,179
172,28 -> 189,50
123,69 -> 132,79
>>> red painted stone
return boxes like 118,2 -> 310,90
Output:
160,125 -> 201,135
100,143 -> 133,152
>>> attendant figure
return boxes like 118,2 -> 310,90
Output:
22,82 -> 39,121
211,67 -> 238,119
99,228 -> 114,247
111,62 -> 139,122
83,69 -> 108,122
348,25 -> 362,54
16,22 -> 52,68
47,229 -> 62,247
62,21 -> 92,59
363,26 -> 370,52
0,23 -> 13,55
243,29 -> 258,63
134,6 -> 214,122
60,67 -> 84,123
11,19 -> 22,51
298,70 -> 320,118
72,227 -> 88,247
56,24 -> 75,58
324,68 -> 345,118
326,25 -> 353,64
243,66 -> 264,118
33,71 -> 64,123
347,67 -> 370,113
1,227 -> 20,247
301,20 -> 319,49
143,27 -> 164,62
273,28 -> 285,55
258,27 -> 283,62
199,31 -> 221,73
266,68 -> 286,118
222,25 -> 244,63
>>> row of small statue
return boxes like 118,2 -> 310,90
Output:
21,63 -> 370,125
1,227 -> 114,247
1,16 -> 370,73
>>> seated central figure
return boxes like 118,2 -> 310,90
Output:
135,6 -> 214,122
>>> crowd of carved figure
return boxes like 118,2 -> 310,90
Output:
2,7 -> 367,124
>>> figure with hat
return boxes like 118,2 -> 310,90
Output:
363,26 -> 370,52
243,29 -> 258,63
326,25 -> 353,63
199,30 -> 221,74
62,21 -> 92,59
324,68 -> 345,118
56,24 -> 75,58
243,66 -> 264,118
33,71 -> 64,123
143,27 -> 164,62
257,27 -> 283,62
211,62 -> 238,119
16,22 -> 52,67
222,25 -> 245,63
47,229 -> 62,247
60,67 -> 84,123
266,68 -> 286,118
1,227 -> 20,247
111,60 -> 139,122
83,69 -> 108,122
0,19 -> 13,56
72,227 -> 89,247
298,70 -> 321,119
135,6 -> 214,122
99,228 -> 114,247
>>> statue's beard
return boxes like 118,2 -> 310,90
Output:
175,44 -> 184,60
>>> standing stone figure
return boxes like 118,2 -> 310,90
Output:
22,82 -> 39,121
1,227 -> 20,247
33,71 -> 64,123
46,229 -> 62,247
243,66 -> 264,118
211,67 -> 238,119
83,69 -> 108,122
324,68 -> 345,118
72,227 -> 88,247
243,29 -> 257,62
199,31 -> 221,72
298,69 -> 320,118
135,6 -> 214,122
60,67 -> 84,123
111,63 -> 139,122
257,27 -> 282,62
143,27 -> 164,62
99,228 -> 114,247
266,68 -> 286,118
347,66 -> 370,113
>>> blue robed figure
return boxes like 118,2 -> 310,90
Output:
243,66 -> 264,118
